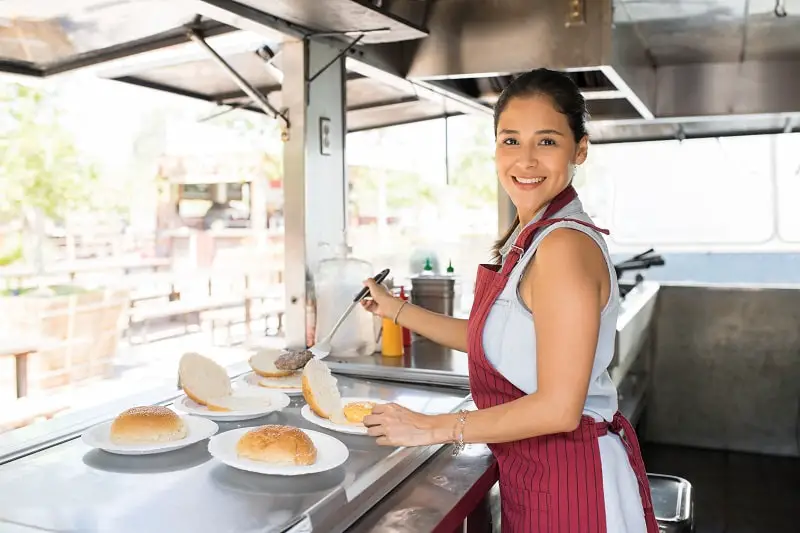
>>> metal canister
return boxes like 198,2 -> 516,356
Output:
410,275 -> 455,318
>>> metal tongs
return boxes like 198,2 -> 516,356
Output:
275,268 -> 390,369
613,248 -> 665,280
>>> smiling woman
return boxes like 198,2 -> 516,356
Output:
495,101 -> 586,220
360,69 -> 660,533
491,69 -> 590,263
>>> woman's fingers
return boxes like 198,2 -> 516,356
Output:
366,424 -> 384,437
370,403 -> 388,415
362,278 -> 380,294
360,299 -> 379,315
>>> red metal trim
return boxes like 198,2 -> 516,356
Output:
432,458 -> 499,533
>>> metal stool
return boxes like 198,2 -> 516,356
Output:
648,473 -> 695,533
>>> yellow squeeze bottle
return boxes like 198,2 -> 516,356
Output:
381,317 -> 404,357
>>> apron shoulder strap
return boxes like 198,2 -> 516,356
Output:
501,186 -> 609,276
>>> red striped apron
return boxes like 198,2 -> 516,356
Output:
467,186 -> 659,532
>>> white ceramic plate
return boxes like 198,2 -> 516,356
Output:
172,389 -> 290,421
208,427 -> 349,475
300,397 -> 388,435
234,371 -> 303,395
82,414 -> 218,455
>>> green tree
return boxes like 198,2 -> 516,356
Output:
0,82 -> 99,222
385,169 -> 437,209
447,117 -> 497,208
0,82 -> 103,270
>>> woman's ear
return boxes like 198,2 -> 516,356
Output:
574,135 -> 589,165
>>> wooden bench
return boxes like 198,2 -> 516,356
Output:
127,297 -> 244,344
127,272 -> 182,307
130,292 -> 176,305
202,298 -> 285,345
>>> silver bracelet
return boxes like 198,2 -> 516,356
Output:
451,409 -> 469,456
392,300 -> 408,325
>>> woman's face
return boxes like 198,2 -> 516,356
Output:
494,95 -> 588,223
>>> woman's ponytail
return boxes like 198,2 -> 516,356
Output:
491,215 -> 520,264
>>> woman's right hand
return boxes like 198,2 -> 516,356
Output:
361,278 -> 402,319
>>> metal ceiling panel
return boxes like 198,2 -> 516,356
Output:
347,98 -> 455,132
197,0 -> 428,44
586,98 -> 644,121
615,0 -> 747,65
187,0 -> 490,123
0,0 -> 201,67
655,60 -> 800,117
679,115 -> 792,136
743,0 -> 800,61
108,39 -> 459,133
588,121 -> 679,144
212,83 -> 448,132
345,75 -> 417,109
88,30 -> 279,80
616,0 -> 800,65
132,50 -> 282,100
588,113 -> 800,144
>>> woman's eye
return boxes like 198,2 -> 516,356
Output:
540,138 -> 556,146
502,138 -> 518,146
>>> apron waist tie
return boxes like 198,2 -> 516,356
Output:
595,413 -> 654,512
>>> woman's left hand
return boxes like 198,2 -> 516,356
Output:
363,403 -> 439,447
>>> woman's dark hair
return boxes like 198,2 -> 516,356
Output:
491,68 -> 589,263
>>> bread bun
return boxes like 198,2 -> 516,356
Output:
258,374 -> 303,389
236,425 -> 317,466
205,393 -> 273,412
302,358 -> 345,424
179,352 -> 231,406
110,406 -> 187,444
249,349 -> 297,378
343,401 -> 377,424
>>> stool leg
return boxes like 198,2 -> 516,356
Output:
465,492 -> 493,533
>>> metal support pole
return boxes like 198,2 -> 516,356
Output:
281,38 -> 348,348
444,116 -> 450,186
186,28 -> 290,137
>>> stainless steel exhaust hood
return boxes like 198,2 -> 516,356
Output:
364,0 -> 800,136
394,0 -> 657,121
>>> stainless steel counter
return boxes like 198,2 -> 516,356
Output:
0,377 -> 471,533
613,281 -> 660,385
0,285 -> 664,533
348,443 -> 497,533
327,340 -> 469,389
0,359 -> 255,466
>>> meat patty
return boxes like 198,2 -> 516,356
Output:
274,349 -> 314,371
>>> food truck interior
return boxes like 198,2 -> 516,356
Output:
0,1 -> 798,532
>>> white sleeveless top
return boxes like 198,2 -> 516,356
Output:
483,195 -> 620,421
482,196 -> 649,533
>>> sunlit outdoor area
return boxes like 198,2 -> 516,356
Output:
0,72 -> 503,432
0,77 -> 284,429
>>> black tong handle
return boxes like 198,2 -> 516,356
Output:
353,268 -> 390,302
